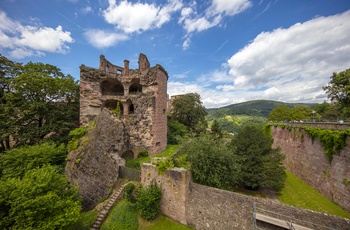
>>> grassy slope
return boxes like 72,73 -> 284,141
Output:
101,199 -> 193,230
279,171 -> 350,218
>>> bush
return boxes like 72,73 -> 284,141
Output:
125,183 -> 136,203
138,149 -> 148,158
136,183 -> 162,221
155,158 -> 175,175
67,126 -> 88,151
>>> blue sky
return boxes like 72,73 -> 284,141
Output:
1,0 -> 350,108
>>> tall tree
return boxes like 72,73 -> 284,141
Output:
170,93 -> 207,134
0,57 -> 79,151
231,124 -> 285,191
210,119 -> 222,137
268,105 -> 291,121
323,68 -> 350,108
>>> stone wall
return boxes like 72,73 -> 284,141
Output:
272,126 -> 350,213
140,163 -> 191,225
140,164 -> 350,230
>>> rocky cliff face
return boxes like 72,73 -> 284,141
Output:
272,126 -> 350,213
66,109 -> 128,210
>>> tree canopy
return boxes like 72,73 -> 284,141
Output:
170,93 -> 207,134
0,165 -> 81,229
0,55 -> 79,151
323,68 -> 350,108
269,105 -> 312,122
230,124 -> 286,191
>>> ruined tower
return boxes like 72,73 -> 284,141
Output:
79,53 -> 168,155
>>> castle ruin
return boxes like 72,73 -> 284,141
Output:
79,53 -> 168,155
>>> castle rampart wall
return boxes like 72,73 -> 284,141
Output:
272,126 -> 350,213
140,164 -> 350,230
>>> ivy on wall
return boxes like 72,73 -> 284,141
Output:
268,124 -> 350,162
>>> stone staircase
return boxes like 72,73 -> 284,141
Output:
90,182 -> 129,230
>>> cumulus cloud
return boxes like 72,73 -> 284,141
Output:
84,29 -> 129,48
225,10 -> 350,102
179,0 -> 252,49
0,11 -> 74,59
102,0 -> 182,33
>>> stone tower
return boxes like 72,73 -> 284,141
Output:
79,53 -> 168,155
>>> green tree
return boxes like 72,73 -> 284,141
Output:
170,93 -> 207,134
0,55 -> 22,151
210,119 -> 222,137
179,134 -> 240,189
0,142 -> 66,180
231,124 -> 285,191
290,106 -> 312,121
268,105 -> 291,122
323,68 -> 350,108
167,116 -> 189,144
0,165 -> 81,229
0,58 -> 79,150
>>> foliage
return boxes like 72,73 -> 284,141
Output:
111,101 -> 122,116
269,105 -> 313,122
125,183 -> 136,203
155,158 -> 175,175
138,149 -> 149,158
231,124 -> 286,191
302,127 -> 350,161
170,93 -> 207,134
0,142 -> 67,179
0,56 -> 79,151
167,116 -> 189,144
179,134 -> 240,189
67,126 -> 88,151
210,119 -> 222,137
0,165 -> 81,229
101,199 -> 138,230
323,68 -> 350,108
136,183 -> 162,221
279,171 -> 350,218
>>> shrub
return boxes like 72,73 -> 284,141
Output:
138,149 -> 148,158
155,158 -> 175,175
136,183 -> 162,221
67,126 -> 88,151
125,183 -> 136,203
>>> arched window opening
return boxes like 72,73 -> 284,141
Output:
103,100 -> 123,115
129,104 -> 135,114
122,150 -> 134,159
101,80 -> 124,96
117,70 -> 122,74
129,83 -> 142,95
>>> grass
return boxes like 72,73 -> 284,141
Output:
279,170 -> 350,218
126,145 -> 179,170
67,209 -> 99,230
101,199 -> 138,230
138,214 -> 193,230
101,198 -> 193,230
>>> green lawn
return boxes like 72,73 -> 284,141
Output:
101,198 -> 193,230
279,170 -> 350,218
126,145 -> 179,169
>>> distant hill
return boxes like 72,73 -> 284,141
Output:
207,100 -> 316,119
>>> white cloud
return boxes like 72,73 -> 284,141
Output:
209,0 -> 252,16
103,0 -> 182,33
84,29 -> 129,48
179,0 -> 252,49
82,6 -> 93,14
0,11 -> 74,59
225,10 -> 350,101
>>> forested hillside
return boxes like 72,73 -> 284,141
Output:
206,100 -> 315,133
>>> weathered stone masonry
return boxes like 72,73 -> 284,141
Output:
79,53 -> 168,155
141,164 -> 350,230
